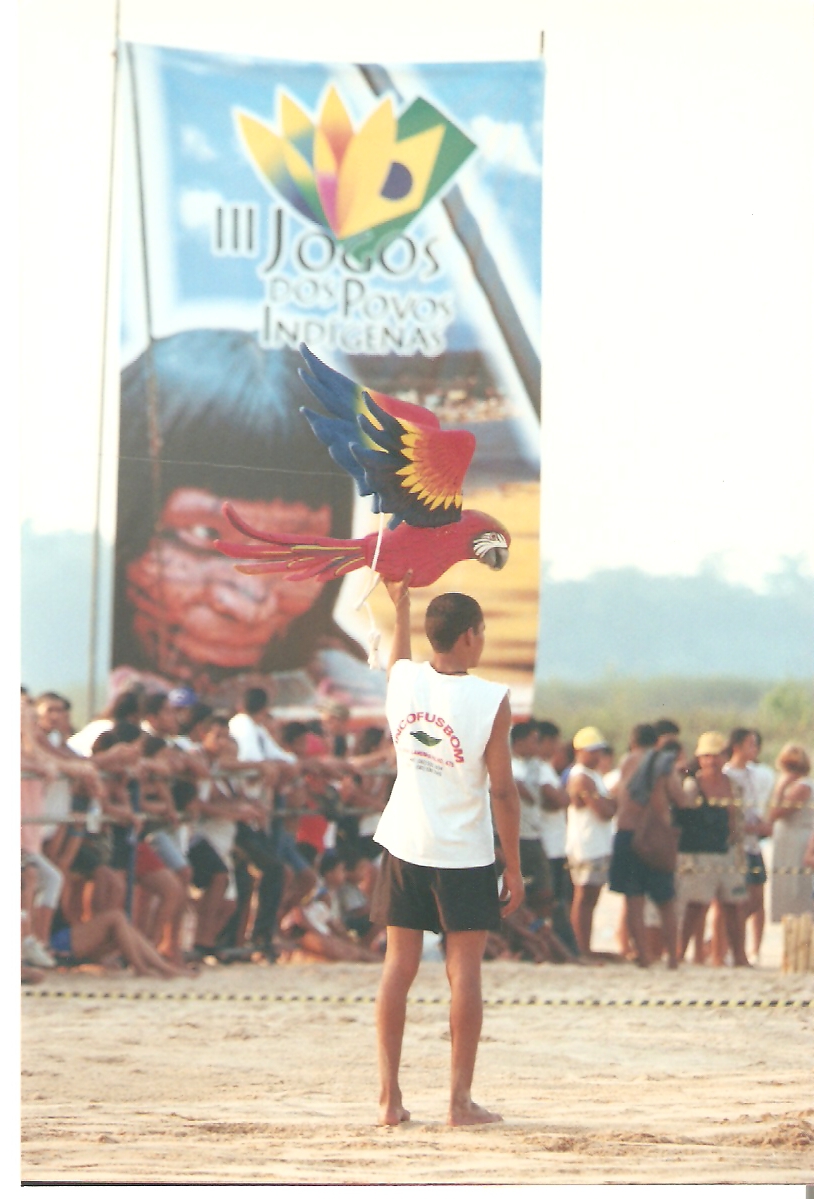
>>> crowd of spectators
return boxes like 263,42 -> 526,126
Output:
19,687 -> 814,981
505,717 -> 814,969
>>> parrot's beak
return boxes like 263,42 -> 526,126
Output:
473,532 -> 509,571
482,545 -> 509,571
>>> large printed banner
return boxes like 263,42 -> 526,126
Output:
113,44 -> 544,712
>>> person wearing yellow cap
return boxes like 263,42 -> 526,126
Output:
674,731 -> 749,966
565,727 -> 617,956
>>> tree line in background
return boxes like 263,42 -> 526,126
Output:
531,676 -> 813,766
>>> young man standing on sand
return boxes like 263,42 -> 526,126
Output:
370,573 -> 524,1128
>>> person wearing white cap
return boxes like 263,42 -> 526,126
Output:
565,727 -> 617,956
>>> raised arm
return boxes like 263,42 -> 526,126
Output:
384,571 -> 413,676
540,781 -> 569,811
484,694 -> 525,918
567,770 -> 616,821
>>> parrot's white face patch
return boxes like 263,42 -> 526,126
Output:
473,531 -> 508,558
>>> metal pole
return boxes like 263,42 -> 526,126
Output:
357,63 -> 542,417
87,0 -> 122,722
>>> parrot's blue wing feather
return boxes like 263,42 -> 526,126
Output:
298,343 -> 379,505
297,343 -> 362,419
299,407 -> 377,507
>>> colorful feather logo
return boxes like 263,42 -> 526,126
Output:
234,86 -> 476,260
410,730 -> 443,747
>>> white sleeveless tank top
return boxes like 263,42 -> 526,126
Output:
565,763 -> 614,861
374,659 -> 508,868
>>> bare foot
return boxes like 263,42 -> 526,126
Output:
378,1103 -> 411,1126
448,1101 -> 502,1127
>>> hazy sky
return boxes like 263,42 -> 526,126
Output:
17,0 -> 814,590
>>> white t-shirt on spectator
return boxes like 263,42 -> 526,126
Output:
228,713 -> 297,764
66,719 -> 113,757
512,756 -> 545,841
537,758 -> 568,859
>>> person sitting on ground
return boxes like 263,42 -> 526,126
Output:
47,905 -> 196,979
333,844 -> 386,952
487,845 -> 580,965
279,850 -> 383,963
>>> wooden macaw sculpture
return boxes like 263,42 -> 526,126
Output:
215,344 -> 511,589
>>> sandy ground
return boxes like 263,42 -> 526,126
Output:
19,889 -> 814,1187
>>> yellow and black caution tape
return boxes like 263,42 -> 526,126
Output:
675,861 -> 812,876
21,990 -> 813,1008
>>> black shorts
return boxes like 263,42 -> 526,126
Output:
746,851 -> 767,886
188,838 -> 229,890
370,850 -> 502,934
608,829 -> 675,905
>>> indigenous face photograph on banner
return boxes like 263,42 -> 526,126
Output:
113,45 -> 544,713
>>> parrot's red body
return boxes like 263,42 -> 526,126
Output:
215,344 -> 512,589
217,505 -> 511,588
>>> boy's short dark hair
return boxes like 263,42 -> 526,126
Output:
424,593 -> 483,653
727,727 -> 753,754
510,720 -> 538,746
143,691 -> 169,717
183,701 -> 213,731
110,690 -> 141,723
534,720 -> 560,740
319,849 -> 342,877
244,687 -> 268,715
631,722 -> 658,748
282,721 -> 310,746
653,718 -> 680,738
